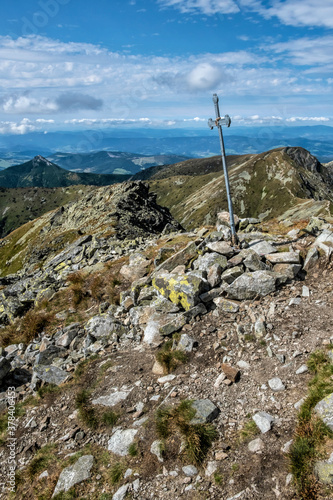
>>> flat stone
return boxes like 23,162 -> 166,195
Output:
227,271 -> 277,300
248,240 -> 276,256
314,393 -> 333,431
273,263 -> 302,279
52,455 -> 94,497
206,241 -> 234,257
92,389 -> 132,407
221,363 -> 240,383
268,377 -> 285,391
108,429 -> 138,456
33,365 -> 69,386
158,374 -> 176,384
265,252 -> 300,264
205,460 -> 218,477
253,411 -> 274,433
213,297 -> 239,313
190,399 -> 220,424
248,438 -> 264,452
303,247 -> 319,271
296,365 -> 308,375
237,360 -> 250,371
182,465 -> 198,476
154,241 -> 198,273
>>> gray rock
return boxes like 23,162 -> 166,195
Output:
92,388 -> 132,407
0,356 -> 11,382
273,263 -> 302,279
227,271 -> 277,300
243,252 -> 269,272
193,252 -> 228,273
112,483 -> 130,500
56,324 -> 80,347
220,266 -> 244,284
152,272 -> 208,311
268,377 -> 285,391
265,252 -> 300,264
33,365 -> 70,386
248,240 -> 276,256
158,374 -> 176,384
35,345 -> 67,366
213,297 -> 239,313
52,455 -> 94,497
182,303 -> 207,321
303,247 -> 319,271
154,241 -> 198,273
150,440 -> 164,462
207,263 -> 222,288
178,334 -> 196,353
108,428 -> 138,456
314,393 -> 333,430
190,399 -> 220,424
205,460 -> 218,477
206,241 -> 234,257
248,437 -> 264,452
182,465 -> 198,476
254,319 -> 266,339
296,365 -> 308,375
253,411 -> 274,433
85,315 -> 124,340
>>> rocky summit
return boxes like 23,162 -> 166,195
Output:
1,170 -> 333,499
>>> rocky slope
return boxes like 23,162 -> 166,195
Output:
1,190 -> 333,499
137,147 -> 333,229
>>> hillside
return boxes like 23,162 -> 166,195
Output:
1,183 -> 333,499
47,151 -> 189,175
0,156 -> 130,189
139,147 -> 333,229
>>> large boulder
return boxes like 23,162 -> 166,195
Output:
193,252 -> 228,273
226,271 -> 278,300
152,272 -> 207,311
85,315 -> 125,340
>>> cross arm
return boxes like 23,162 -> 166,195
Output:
208,114 -> 231,130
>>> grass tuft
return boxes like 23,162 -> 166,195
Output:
156,340 -> 187,374
75,389 -> 98,429
155,399 -> 218,464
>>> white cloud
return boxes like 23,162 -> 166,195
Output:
186,63 -> 223,90
158,0 -> 239,15
263,0 -> 333,28
286,116 -> 330,122
0,118 -> 37,134
269,36 -> 333,66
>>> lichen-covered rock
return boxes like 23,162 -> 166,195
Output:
52,455 -> 94,497
152,272 -> 207,311
243,251 -> 269,272
273,263 -> 302,279
193,252 -> 228,273
213,297 -> 239,313
226,271 -> 277,300
314,461 -> 333,484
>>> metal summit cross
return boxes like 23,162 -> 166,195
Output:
208,93 -> 238,245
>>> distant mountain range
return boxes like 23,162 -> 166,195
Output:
0,125 -> 332,165
0,156 -> 130,189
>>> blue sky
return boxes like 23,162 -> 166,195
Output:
0,0 -> 332,135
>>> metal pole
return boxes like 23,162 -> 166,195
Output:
212,94 -> 238,245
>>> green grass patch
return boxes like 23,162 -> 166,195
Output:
128,442 -> 138,457
26,444 -> 57,480
287,350 -> 333,499
109,461 -> 126,484
155,399 -> 218,464
75,389 -> 98,429
102,410 -> 119,427
238,419 -> 259,443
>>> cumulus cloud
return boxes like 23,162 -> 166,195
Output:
0,118 -> 37,134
